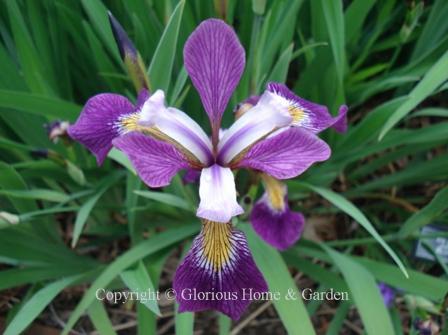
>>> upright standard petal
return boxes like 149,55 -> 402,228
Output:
250,175 -> 304,250
197,164 -> 243,223
138,90 -> 213,166
184,19 -> 245,141
113,133 -> 189,188
174,220 -> 268,320
68,94 -> 134,165
217,90 -> 293,164
235,127 -> 331,179
267,82 -> 348,134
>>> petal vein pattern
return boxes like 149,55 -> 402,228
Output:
174,221 -> 268,320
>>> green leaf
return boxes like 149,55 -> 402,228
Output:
4,275 -> 81,335
121,261 -> 161,316
0,189 -> 70,203
88,300 -> 118,335
379,50 -> 448,139
322,245 -> 395,335
108,148 -> 135,173
175,241 -> 194,335
319,0 -> 345,83
266,43 -> 294,84
242,224 -> 316,335
134,190 -> 193,211
148,0 -> 185,92
72,172 -> 122,247
399,186 -> 448,237
0,89 -> 80,121
80,0 -> 121,63
298,183 -> 409,278
0,162 -> 37,212
61,223 -> 199,335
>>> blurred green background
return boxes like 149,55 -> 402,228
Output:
0,0 -> 447,334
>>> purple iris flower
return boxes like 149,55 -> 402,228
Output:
68,19 -> 347,320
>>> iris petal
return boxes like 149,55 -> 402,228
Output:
267,82 -> 348,134
235,127 -> 331,179
113,133 -> 189,188
68,93 -> 134,165
250,176 -> 304,250
174,220 -> 268,320
197,164 -> 243,223
184,19 -> 245,143
138,90 -> 213,166
217,90 -> 292,164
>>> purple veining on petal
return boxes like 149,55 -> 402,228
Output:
197,164 -> 244,223
250,193 -> 304,250
68,93 -> 134,165
174,221 -> 268,320
267,82 -> 348,134
184,19 -> 245,140
113,132 -> 189,188
236,127 -> 331,179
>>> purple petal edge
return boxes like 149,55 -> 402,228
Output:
267,82 -> 348,133
184,19 -> 245,131
173,222 -> 268,320
236,127 -> 331,179
68,93 -> 134,165
250,195 -> 304,250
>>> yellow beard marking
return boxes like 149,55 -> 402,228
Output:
118,114 -> 204,168
261,174 -> 285,211
288,105 -> 304,123
202,220 -> 233,272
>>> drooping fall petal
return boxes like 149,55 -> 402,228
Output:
113,132 -> 189,188
267,82 -> 348,134
68,93 -> 134,165
174,220 -> 268,320
235,127 -> 331,179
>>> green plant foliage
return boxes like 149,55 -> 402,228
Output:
0,0 -> 447,334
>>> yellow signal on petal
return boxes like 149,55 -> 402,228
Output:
202,220 -> 233,272
288,105 -> 305,123
261,174 -> 286,211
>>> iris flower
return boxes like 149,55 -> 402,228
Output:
68,19 -> 347,320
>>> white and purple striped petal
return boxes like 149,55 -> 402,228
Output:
267,82 -> 348,134
235,127 -> 331,179
138,90 -> 213,165
184,19 -> 245,143
174,220 -> 268,320
217,90 -> 293,164
113,133 -> 189,188
197,164 -> 243,223
68,93 -> 134,165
